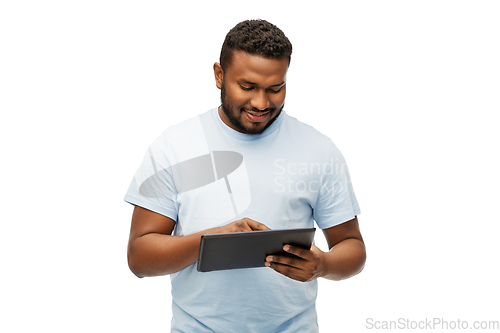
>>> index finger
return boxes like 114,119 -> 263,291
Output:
244,218 -> 271,231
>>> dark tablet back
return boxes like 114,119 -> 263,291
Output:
197,228 -> 316,272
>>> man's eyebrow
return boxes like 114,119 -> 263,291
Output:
269,81 -> 286,88
239,80 -> 285,88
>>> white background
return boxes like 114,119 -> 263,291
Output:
1,1 -> 499,332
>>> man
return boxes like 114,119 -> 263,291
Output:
125,19 -> 365,332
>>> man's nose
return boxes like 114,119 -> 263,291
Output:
250,90 -> 270,111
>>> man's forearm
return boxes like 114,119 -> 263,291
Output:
127,217 -> 271,278
320,238 -> 366,281
128,231 -> 205,278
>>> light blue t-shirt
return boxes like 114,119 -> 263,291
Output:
124,108 -> 360,332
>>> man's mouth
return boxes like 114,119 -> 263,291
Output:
244,110 -> 271,123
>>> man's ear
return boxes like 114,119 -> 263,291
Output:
213,62 -> 223,89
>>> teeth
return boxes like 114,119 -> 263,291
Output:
247,111 -> 268,116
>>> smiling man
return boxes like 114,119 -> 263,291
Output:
125,19 -> 365,332
216,50 -> 288,134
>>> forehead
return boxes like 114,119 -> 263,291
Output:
225,51 -> 289,85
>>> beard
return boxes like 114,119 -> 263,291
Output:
220,79 -> 283,135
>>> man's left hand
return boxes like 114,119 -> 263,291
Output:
265,244 -> 325,282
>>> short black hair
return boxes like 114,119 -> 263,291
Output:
219,19 -> 293,72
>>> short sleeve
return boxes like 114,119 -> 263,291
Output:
124,138 -> 178,222
313,140 -> 360,229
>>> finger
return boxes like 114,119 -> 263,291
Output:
245,219 -> 271,231
283,245 -> 312,260
266,254 -> 306,269
265,261 -> 308,282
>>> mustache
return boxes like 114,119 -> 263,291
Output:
242,107 -> 275,113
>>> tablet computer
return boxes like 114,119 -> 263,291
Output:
197,228 -> 316,272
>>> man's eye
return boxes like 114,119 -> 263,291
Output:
269,87 -> 282,94
240,86 -> 254,91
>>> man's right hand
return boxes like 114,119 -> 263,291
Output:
216,217 -> 271,234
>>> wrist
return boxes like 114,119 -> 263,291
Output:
310,245 -> 328,280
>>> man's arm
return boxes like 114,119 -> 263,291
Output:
317,216 -> 366,280
127,206 -> 270,278
265,216 -> 366,282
